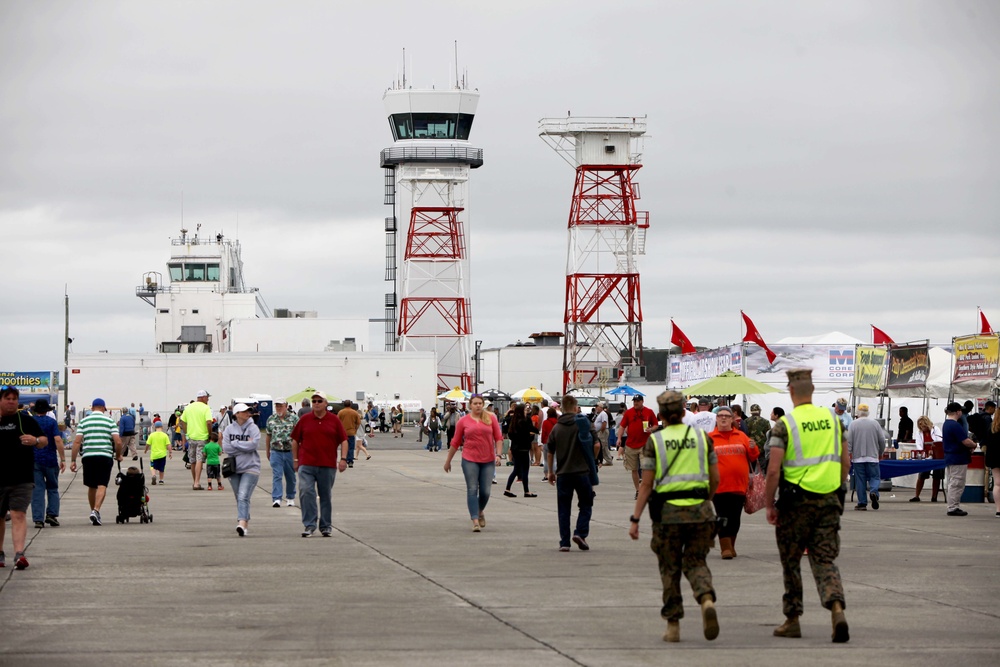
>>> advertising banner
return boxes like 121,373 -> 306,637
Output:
667,345 -> 742,389
853,346 -> 888,392
952,334 -> 1000,383
744,344 -> 855,385
886,345 -> 930,389
0,371 -> 56,403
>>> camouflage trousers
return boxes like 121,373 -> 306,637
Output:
650,521 -> 716,621
775,495 -> 845,618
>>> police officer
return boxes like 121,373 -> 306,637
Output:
629,390 -> 720,643
764,368 -> 850,643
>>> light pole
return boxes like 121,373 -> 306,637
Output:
474,340 -> 483,395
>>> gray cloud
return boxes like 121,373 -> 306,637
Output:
2,0 -> 998,372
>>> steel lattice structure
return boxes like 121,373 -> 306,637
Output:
539,117 -> 648,393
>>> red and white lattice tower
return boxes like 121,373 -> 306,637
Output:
381,77 -> 483,391
539,117 -> 649,393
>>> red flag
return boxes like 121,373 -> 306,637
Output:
981,309 -> 993,335
741,311 -> 776,363
670,320 -> 696,354
872,325 -> 895,346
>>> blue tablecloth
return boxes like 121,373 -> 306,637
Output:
877,459 -> 947,479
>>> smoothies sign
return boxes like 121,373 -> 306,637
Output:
0,371 -> 56,400
953,334 -> 1000,382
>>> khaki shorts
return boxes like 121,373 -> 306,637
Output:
623,446 -> 642,472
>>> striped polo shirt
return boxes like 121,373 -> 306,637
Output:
78,411 -> 117,458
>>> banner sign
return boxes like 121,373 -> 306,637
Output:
744,344 -> 855,384
0,371 -> 56,402
853,346 -> 888,391
886,345 -> 930,389
953,334 -> 1000,383
667,345 -> 742,389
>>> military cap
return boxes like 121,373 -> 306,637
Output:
657,390 -> 686,410
749,404 -> 761,414
785,368 -> 813,382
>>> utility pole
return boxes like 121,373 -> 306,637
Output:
63,287 -> 70,418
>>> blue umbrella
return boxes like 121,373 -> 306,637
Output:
606,385 -> 644,397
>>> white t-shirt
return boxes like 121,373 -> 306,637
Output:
594,411 -> 609,433
689,410 -> 717,432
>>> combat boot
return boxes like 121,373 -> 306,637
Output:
663,620 -> 680,642
831,601 -> 849,643
700,594 -> 719,641
719,537 -> 735,559
773,617 -> 801,638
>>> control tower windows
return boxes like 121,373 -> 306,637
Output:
389,113 -> 475,141
168,263 -> 221,282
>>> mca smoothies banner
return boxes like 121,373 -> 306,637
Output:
886,346 -> 930,389
744,344 -> 855,385
953,334 -> 1000,383
0,371 -> 56,401
853,346 -> 888,393
667,345 -> 742,389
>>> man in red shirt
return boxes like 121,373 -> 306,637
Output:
617,395 -> 658,497
291,391 -> 348,538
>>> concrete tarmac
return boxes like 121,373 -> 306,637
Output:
2,436 -> 998,666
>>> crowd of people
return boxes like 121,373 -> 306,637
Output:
2,377 -> 997,645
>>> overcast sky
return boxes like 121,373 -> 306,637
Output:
2,0 -> 998,373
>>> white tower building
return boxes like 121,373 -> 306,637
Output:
381,78 -> 483,391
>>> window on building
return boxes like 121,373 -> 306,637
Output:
411,113 -> 456,139
160,342 -> 181,353
206,264 -> 220,281
168,264 -> 183,282
457,114 -> 474,140
185,264 -> 206,281
158,309 -> 169,314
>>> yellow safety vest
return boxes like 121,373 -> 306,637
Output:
652,424 -> 710,507
779,404 -> 843,494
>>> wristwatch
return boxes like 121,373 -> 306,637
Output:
629,515 -> 640,524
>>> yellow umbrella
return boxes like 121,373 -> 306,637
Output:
512,386 -> 553,403
438,386 -> 472,401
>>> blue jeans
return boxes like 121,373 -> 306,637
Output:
426,431 -> 441,451
347,435 -> 356,464
556,472 -> 594,548
298,465 -> 336,532
270,450 -> 296,501
853,461 -> 880,505
230,472 -> 258,522
461,459 -> 495,520
32,463 -> 60,522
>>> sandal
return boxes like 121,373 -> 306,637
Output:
192,485 -> 204,490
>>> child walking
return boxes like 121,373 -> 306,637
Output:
204,432 -> 224,490
144,422 -> 172,484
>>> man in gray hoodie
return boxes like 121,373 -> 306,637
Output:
847,404 -> 887,510
546,395 -> 600,552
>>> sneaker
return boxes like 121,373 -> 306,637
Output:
301,529 -> 315,538
272,500 -> 281,508
0,551 -> 5,567
347,462 -> 354,468
45,515 -> 59,527
236,525 -> 246,536
558,545 -> 570,552
947,509 -> 968,516
132,455 -> 139,460
870,492 -> 880,510
34,521 -> 44,529
572,535 -> 590,551
854,505 -> 867,511
286,499 -> 295,507
207,484 -> 213,490
90,510 -> 102,526
909,497 -> 921,502
14,553 -> 28,570
321,530 -> 332,537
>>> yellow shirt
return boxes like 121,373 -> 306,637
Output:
180,401 -> 213,441
146,431 -> 170,460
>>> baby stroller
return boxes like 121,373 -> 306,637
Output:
114,459 -> 153,524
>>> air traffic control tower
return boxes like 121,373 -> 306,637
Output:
380,76 -> 483,392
